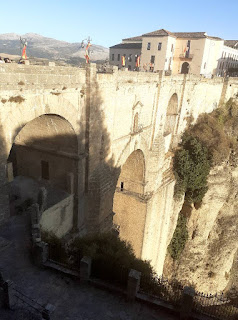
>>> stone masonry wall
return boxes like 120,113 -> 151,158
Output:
0,63 -> 238,275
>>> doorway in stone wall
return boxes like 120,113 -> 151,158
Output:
181,62 -> 189,74
113,149 -> 146,258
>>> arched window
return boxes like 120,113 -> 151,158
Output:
164,93 -> 178,136
133,113 -> 139,132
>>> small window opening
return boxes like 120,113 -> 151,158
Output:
41,160 -> 49,180
120,182 -> 124,191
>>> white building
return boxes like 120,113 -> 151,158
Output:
217,41 -> 238,76
109,29 -> 238,76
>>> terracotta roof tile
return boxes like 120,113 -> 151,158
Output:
173,32 -> 207,38
142,29 -> 175,37
119,30 -> 228,44
224,40 -> 238,48
122,36 -> 142,42
110,43 -> 142,49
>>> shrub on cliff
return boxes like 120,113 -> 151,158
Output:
173,135 -> 211,203
186,113 -> 230,165
168,213 -> 188,260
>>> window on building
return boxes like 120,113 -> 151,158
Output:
112,54 -> 114,61
120,182 -> 124,191
151,55 -> 155,63
128,54 -> 132,62
41,160 -> 49,180
147,42 -> 151,50
128,65 -> 131,70
117,54 -> 120,61
158,42 -> 162,50
171,44 -> 174,52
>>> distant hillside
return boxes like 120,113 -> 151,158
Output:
0,33 -> 109,64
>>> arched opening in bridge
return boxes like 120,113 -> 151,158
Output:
133,113 -> 139,133
181,62 -> 189,74
164,93 -> 178,137
113,149 -> 146,258
7,114 -> 78,237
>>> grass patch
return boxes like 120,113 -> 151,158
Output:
1,98 -> 7,104
18,81 -> 25,85
51,92 -> 61,96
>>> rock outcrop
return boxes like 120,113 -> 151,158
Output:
164,162 -> 238,294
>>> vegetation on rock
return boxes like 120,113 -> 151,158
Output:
168,214 -> 188,260
170,98 -> 238,260
174,98 -> 238,203
174,135 -> 211,203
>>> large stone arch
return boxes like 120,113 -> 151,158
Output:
1,95 -> 82,233
113,149 -> 147,258
6,113 -> 79,237
2,95 -> 79,156
8,114 -> 78,191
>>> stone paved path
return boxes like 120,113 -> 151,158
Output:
0,215 -> 178,320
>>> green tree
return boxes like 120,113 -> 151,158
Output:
168,214 -> 188,260
173,135 -> 210,203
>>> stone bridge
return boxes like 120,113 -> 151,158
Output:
0,63 -> 238,274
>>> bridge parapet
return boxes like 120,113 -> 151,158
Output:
1,63 -> 236,92
0,64 -> 87,91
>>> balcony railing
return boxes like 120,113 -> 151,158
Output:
179,53 -> 194,60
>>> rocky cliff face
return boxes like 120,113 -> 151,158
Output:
164,161 -> 238,295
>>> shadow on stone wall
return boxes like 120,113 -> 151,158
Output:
6,80 -> 120,234
0,123 -> 10,224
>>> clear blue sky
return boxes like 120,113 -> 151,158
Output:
1,0 -> 237,47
